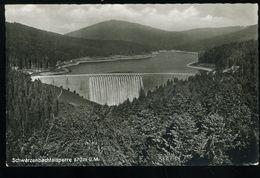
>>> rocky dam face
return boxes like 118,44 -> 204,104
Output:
31,73 -> 195,106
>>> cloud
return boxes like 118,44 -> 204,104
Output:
5,4 -> 258,34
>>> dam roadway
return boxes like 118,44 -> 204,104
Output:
31,72 -> 195,79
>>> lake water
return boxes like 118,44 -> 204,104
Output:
67,51 -> 198,74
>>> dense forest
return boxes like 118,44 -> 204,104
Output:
6,40 -> 258,166
6,22 -> 257,70
6,68 -> 59,148
198,40 -> 259,118
177,25 -> 258,51
6,22 -> 152,69
198,40 -> 258,70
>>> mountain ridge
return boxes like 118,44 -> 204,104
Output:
5,22 -> 152,69
66,19 -> 257,51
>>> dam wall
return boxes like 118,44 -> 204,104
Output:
31,73 -> 194,106
89,75 -> 143,106
34,75 -> 91,99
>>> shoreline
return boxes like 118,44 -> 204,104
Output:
37,54 -> 154,76
60,49 -> 198,68
61,54 -> 154,68
186,61 -> 214,72
35,50 -> 200,76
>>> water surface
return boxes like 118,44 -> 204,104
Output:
67,51 -> 198,74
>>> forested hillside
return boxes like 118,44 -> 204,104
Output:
198,40 -> 258,70
67,20 -> 257,51
6,22 -> 152,69
198,40 -> 259,132
180,25 -> 258,51
6,21 -> 257,71
67,19 -> 175,49
6,68 -> 59,156
6,67 -> 99,165
6,40 -> 258,166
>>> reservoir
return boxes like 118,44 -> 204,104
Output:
67,51 -> 198,74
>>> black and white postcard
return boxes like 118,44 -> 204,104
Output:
5,4 -> 259,166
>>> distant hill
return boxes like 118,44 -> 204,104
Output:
178,25 -> 258,51
179,26 -> 246,40
66,19 -> 256,51
66,20 -> 174,49
6,22 -> 152,69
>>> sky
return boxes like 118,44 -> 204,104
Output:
5,4 -> 258,34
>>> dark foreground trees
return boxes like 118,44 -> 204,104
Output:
6,68 -> 59,163
6,40 -> 258,166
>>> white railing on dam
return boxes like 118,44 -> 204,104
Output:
31,72 -> 195,79
31,73 -> 195,106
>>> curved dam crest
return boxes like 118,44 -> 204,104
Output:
31,73 -> 195,106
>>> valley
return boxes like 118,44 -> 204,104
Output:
5,5 -> 258,166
